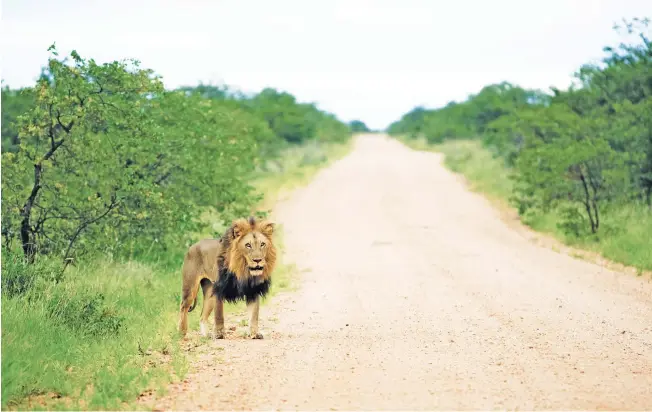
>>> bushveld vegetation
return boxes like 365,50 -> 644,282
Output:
388,18 -> 652,271
348,119 -> 371,133
1,45 -> 353,409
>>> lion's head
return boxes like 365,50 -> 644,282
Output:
223,216 -> 277,281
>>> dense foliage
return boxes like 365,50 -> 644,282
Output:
1,87 -> 35,153
389,18 -> 652,239
1,46 -> 352,267
348,119 -> 371,133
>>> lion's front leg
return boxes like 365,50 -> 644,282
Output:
247,296 -> 263,339
214,297 -> 225,339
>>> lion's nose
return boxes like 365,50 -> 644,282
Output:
253,258 -> 262,263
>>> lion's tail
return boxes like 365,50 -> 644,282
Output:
188,297 -> 197,312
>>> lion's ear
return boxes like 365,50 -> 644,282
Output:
258,220 -> 275,237
231,218 -> 249,239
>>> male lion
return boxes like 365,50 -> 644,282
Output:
177,216 -> 277,339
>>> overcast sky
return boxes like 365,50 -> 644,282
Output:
2,0 -> 650,130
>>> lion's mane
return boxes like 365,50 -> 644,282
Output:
213,216 -> 277,304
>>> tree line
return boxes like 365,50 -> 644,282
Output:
388,18 -> 651,239
1,45 -> 364,267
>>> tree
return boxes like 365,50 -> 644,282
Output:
1,47 -> 169,263
574,18 -> 652,205
176,83 -> 230,100
348,120 -> 370,133
2,86 -> 35,153
387,106 -> 428,137
510,103 -> 628,235
248,88 -> 316,144
387,84 -> 549,144
0,47 -> 265,264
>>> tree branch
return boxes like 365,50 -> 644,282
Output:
60,194 -> 120,273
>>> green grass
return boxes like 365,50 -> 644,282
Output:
251,138 -> 354,210
1,139 -> 353,410
1,257 -> 187,411
525,204 -> 652,272
430,138 -> 514,201
397,136 -> 652,273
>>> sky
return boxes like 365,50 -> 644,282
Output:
1,0 -> 651,130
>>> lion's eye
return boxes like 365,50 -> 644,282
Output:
245,243 -> 252,249
260,242 -> 266,247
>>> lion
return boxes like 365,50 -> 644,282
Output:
177,216 -> 277,340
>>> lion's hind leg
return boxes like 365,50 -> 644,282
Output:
178,265 -> 201,337
178,291 -> 197,337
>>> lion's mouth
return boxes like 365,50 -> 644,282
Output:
249,266 -> 264,275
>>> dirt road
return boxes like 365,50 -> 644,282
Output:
143,134 -> 652,410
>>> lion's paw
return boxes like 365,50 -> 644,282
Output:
214,330 -> 225,340
250,332 -> 264,340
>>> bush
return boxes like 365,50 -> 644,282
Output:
1,251 -> 64,298
47,291 -> 124,339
